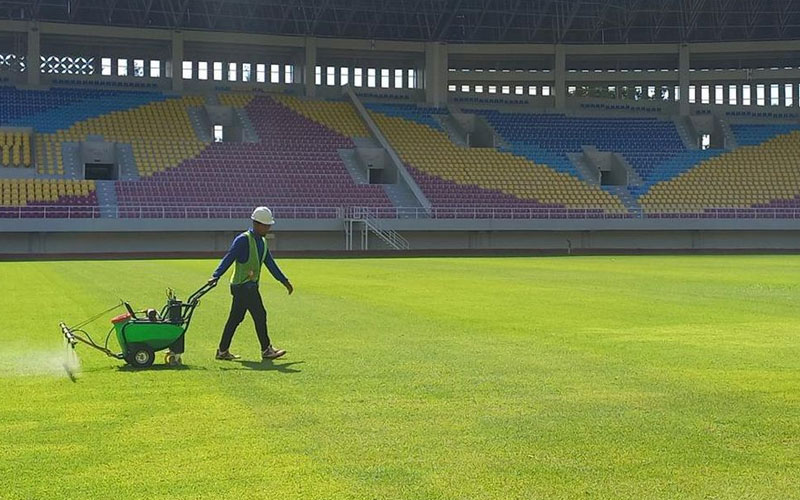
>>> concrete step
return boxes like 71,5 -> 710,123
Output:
566,152 -> 600,185
338,149 -> 369,184
116,143 -> 139,181
61,142 -> 82,179
435,115 -> 468,147
235,107 -> 260,143
673,116 -> 698,150
94,180 -> 118,218
604,185 -> 642,213
382,182 -> 423,214
615,153 -> 644,186
187,107 -> 212,142
717,118 -> 739,150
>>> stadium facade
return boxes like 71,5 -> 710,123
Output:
2,1 -> 800,255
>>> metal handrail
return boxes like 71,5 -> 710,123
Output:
346,206 -> 800,220
1,205 -> 800,220
349,207 -> 411,250
0,205 -> 344,219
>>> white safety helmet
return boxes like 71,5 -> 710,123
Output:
251,206 -> 275,226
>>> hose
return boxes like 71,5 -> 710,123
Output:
69,303 -> 124,331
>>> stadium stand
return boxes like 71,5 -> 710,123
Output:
0,86 -> 167,132
5,83 -> 800,220
0,131 -> 31,167
639,130 -> 800,215
475,110 -> 686,182
730,123 -> 800,146
272,95 -> 370,138
364,103 -> 447,131
275,99 -> 627,215
0,86 -> 199,175
36,95 -> 205,176
627,149 -> 723,199
114,95 -> 392,216
365,104 -> 627,215
0,178 -> 97,217
469,109 -> 800,216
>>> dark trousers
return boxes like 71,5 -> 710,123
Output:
219,283 -> 271,352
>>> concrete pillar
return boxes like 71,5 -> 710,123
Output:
414,58 -> 424,90
424,42 -> 448,107
26,24 -> 40,86
795,82 -> 799,108
679,44 -> 690,116
304,37 -> 316,97
554,44 -> 566,109
793,82 -> 798,107
779,82 -> 787,107
171,31 -> 183,92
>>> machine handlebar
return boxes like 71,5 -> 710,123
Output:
123,302 -> 137,319
187,280 -> 217,305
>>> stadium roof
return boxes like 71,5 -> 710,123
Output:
3,0 -> 800,44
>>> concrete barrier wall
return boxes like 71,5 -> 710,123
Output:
1,228 -> 799,256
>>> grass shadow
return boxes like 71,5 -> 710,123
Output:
223,359 -> 304,373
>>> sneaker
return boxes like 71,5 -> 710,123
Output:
262,345 -> 286,360
215,350 -> 240,361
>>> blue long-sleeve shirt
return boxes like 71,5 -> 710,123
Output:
213,230 -> 288,284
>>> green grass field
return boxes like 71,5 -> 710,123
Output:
1,256 -> 798,499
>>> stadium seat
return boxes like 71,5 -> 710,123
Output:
113,95 -> 392,216
366,104 -> 626,215
640,130 -> 800,213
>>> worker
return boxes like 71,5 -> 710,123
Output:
209,206 -> 293,361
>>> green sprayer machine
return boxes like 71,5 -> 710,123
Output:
60,282 -> 216,369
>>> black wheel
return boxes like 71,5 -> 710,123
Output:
125,344 -> 155,369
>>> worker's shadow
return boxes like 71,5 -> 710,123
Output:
230,359 -> 304,373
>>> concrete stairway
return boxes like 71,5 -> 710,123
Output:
187,107 -> 212,142
566,152 -> 600,185
345,136 -> 423,215
435,115 -> 468,147
94,180 -> 118,218
344,85 -> 432,213
673,116 -> 698,150
235,108 -> 260,143
717,118 -> 739,150
338,149 -> 369,184
604,185 -> 642,214
382,182 -> 424,215
61,142 -> 81,179
615,153 -> 644,186
115,143 -> 139,181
